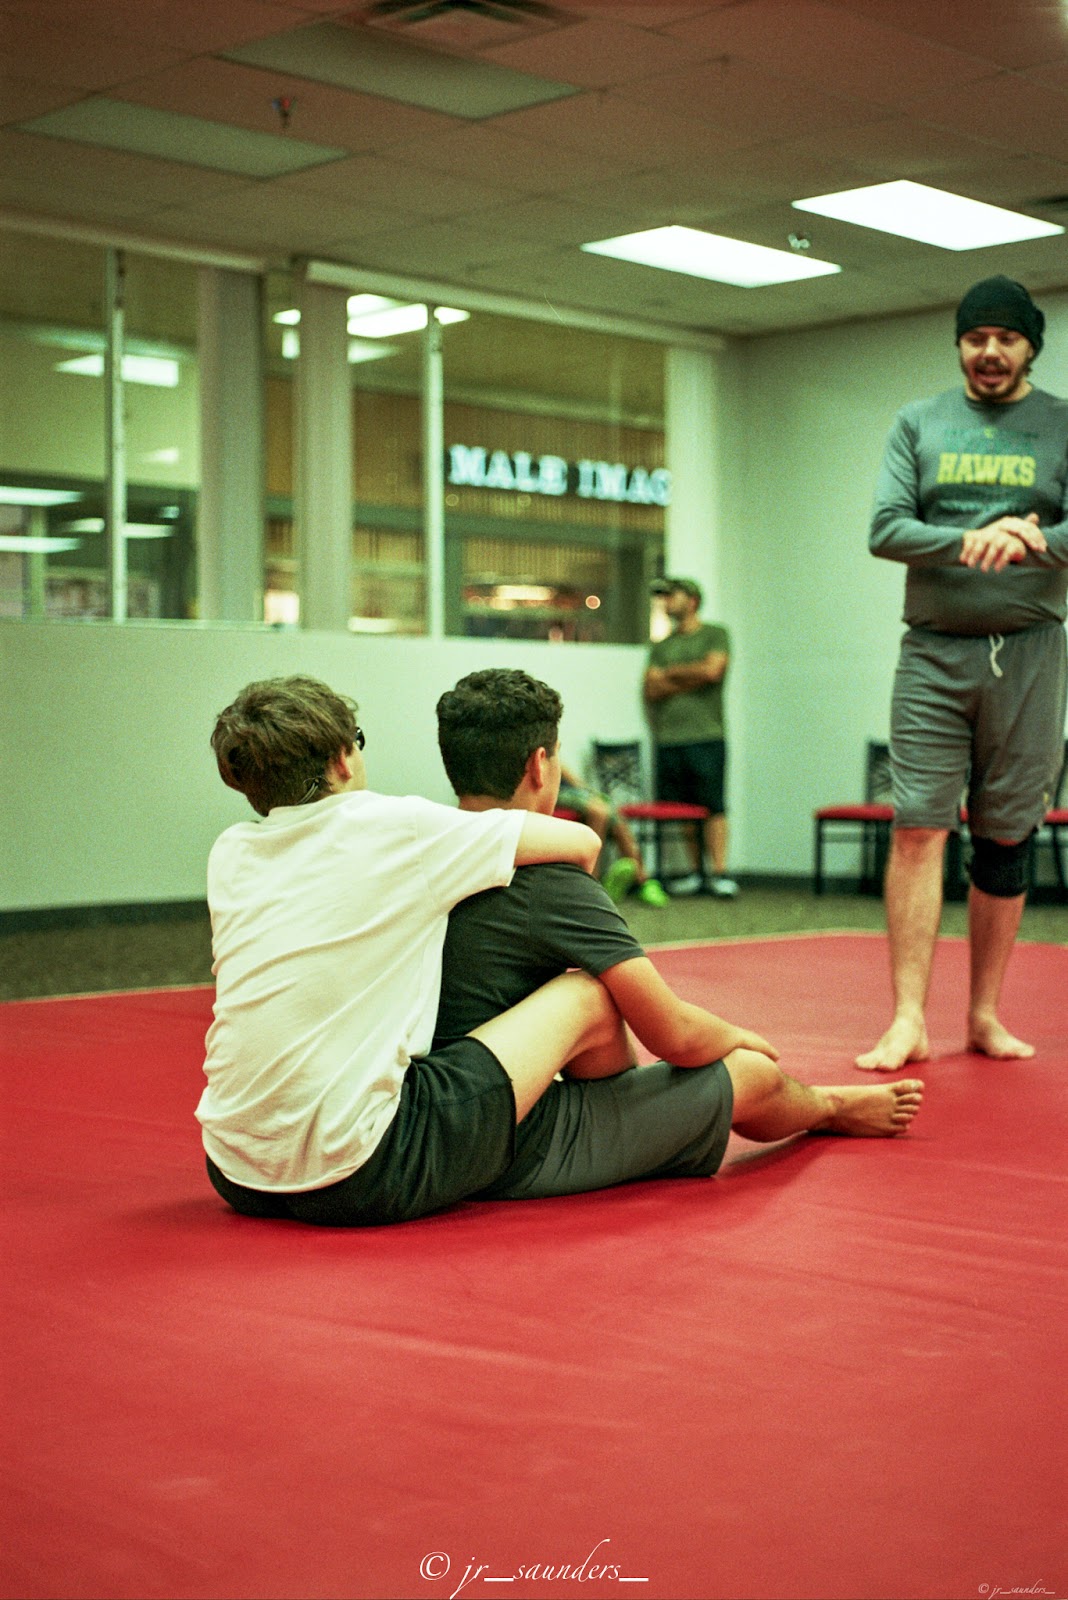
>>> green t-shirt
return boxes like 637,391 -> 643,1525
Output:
647,622 -> 729,745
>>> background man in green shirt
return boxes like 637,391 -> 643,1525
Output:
645,577 -> 738,897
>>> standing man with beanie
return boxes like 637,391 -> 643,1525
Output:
858,277 -> 1068,1071
644,577 -> 739,897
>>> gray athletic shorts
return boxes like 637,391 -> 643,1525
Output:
477,1058 -> 734,1201
890,622 -> 1067,839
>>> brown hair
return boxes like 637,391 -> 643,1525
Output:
210,676 -> 359,816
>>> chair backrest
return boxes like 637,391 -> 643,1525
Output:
591,741 -> 646,806
865,741 -> 892,804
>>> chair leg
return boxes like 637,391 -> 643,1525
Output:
695,819 -> 709,889
814,821 -> 824,896
1053,826 -> 1067,899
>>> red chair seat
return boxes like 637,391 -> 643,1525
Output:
619,801 -> 709,823
815,803 -> 894,823
553,806 -> 582,822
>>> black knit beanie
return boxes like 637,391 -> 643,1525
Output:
955,276 -> 1044,354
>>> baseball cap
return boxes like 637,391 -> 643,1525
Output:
651,576 -> 703,604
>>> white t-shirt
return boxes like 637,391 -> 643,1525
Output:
196,791 -> 526,1192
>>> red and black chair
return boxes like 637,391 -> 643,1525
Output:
813,741 -> 893,896
591,740 -> 709,889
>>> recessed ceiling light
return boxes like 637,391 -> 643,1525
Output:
792,180 -> 1065,250
0,486 -> 81,507
581,226 -> 841,287
0,536 -> 81,553
275,300 -> 471,340
55,354 -> 180,387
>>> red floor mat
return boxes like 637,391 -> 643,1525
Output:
2,934 -> 1065,1600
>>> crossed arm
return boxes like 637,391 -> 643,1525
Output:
644,650 -> 728,703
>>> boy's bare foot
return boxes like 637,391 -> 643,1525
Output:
967,1014 -> 1035,1060
855,1015 -> 930,1072
821,1079 -> 924,1136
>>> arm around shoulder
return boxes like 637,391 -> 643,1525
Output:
516,811 -> 601,872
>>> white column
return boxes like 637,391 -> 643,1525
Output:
422,310 -> 445,639
295,277 -> 352,632
197,267 -> 264,622
104,247 -> 127,622
665,346 -> 723,612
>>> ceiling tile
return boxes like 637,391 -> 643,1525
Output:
388,122 -> 640,192
275,151 -> 519,217
491,88 -> 757,163
139,179 -> 401,252
0,12 -> 186,91
116,58 -> 459,151
661,0 -> 998,107
618,56 -> 896,144
788,117 -> 1019,180
0,0 -> 310,54
0,70 -> 83,127
0,128 -> 255,204
831,0 -> 1068,71
904,76 -> 1068,165
479,16 -> 713,88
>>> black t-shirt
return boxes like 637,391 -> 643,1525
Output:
433,862 -> 645,1048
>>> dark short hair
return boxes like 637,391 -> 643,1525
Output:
436,669 -> 562,800
211,676 -> 359,816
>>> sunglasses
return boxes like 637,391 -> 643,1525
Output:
354,726 -> 366,751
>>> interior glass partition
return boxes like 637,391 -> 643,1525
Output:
440,312 -> 666,644
0,231 -> 200,619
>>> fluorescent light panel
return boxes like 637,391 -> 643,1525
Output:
59,518 -> 173,539
581,226 -> 841,287
0,536 -> 81,553
55,354 -> 180,386
0,486 -> 81,507
275,298 -> 470,357
19,99 -> 346,180
227,24 -> 576,120
792,180 -> 1064,250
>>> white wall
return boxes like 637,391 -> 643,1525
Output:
719,290 -> 1068,874
0,621 -> 650,910
3,289 -> 1066,912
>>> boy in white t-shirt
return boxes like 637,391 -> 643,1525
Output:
197,674 -> 628,1226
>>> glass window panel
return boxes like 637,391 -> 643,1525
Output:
121,252 -> 200,619
262,274 -> 428,632
0,234 -> 200,619
440,312 -> 666,643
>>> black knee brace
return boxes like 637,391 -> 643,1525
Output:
969,833 -> 1032,898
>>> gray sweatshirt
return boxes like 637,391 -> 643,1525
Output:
870,386 -> 1068,635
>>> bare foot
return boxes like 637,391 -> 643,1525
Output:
821,1079 -> 925,1137
855,1015 -> 930,1072
967,1015 -> 1035,1060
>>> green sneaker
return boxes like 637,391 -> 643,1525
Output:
602,857 -> 640,904
637,878 -> 670,907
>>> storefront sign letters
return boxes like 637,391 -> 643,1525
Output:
447,445 -> 671,506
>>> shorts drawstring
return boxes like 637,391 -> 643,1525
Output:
988,633 -> 1004,678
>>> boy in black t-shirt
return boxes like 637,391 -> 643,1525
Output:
434,669 -> 924,1201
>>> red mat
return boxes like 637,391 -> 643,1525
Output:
2,934 -> 1066,1600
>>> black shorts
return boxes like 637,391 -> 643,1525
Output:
205,1036 -> 516,1227
656,739 -> 727,815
